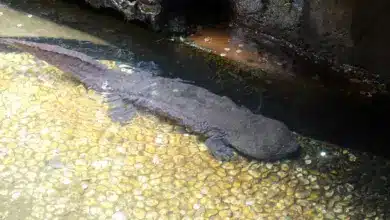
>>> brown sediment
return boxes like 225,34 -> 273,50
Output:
189,28 -> 261,67
188,27 -> 288,79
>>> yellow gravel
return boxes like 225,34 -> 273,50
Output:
0,52 -> 351,220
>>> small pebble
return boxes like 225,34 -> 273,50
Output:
155,134 -> 164,144
152,155 -> 160,165
308,175 -> 317,182
81,182 -> 89,190
116,146 -> 126,154
112,211 -> 127,220
134,163 -> 143,169
193,203 -> 201,210
235,49 -> 242,54
11,191 -> 21,200
265,163 -> 273,169
349,154 -> 357,162
204,37 -> 211,42
220,53 -> 226,57
333,205 -> 343,213
305,159 -> 312,165
89,207 -> 102,216
47,158 -> 64,169
345,183 -> 354,192
121,68 -> 133,74
17,24 -> 23,27
245,200 -> 255,206
325,190 -> 334,198
224,48 -> 230,51
63,178 -> 71,185
107,191 -> 119,202
27,14 -> 33,18
118,64 -> 131,69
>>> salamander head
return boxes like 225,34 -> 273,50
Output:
230,119 -> 300,161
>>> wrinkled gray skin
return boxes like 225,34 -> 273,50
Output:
0,39 -> 300,161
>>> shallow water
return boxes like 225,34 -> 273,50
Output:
0,0 -> 389,219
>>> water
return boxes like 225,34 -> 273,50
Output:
0,0 -> 389,219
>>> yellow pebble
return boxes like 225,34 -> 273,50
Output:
7,142 -> 17,149
144,145 -> 156,154
145,211 -> 158,219
205,209 -> 219,217
228,169 -> 240,176
133,208 -> 146,219
33,152 -> 46,161
3,157 -> 15,165
145,199 -> 159,207
23,149 -> 33,158
96,185 -> 108,192
238,173 -> 253,182
101,201 -> 113,209
173,155 -> 185,165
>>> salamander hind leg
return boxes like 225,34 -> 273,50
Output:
104,94 -> 137,125
204,136 -> 236,161
108,103 -> 137,125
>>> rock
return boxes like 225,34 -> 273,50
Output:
84,0 -> 162,30
325,189 -> 334,198
112,211 -> 127,220
295,189 -> 311,199
277,171 -> 288,179
333,204 -> 343,214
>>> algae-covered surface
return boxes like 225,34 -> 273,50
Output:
0,0 -> 389,219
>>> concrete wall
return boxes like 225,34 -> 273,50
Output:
230,0 -> 390,78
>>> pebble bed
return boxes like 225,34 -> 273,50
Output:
0,51 -> 388,220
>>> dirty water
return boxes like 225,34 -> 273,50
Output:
0,0 -> 390,219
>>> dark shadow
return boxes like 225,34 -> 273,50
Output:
154,0 -> 234,28
351,0 -> 390,79
1,0 -> 390,160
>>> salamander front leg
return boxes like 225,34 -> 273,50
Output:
205,136 -> 236,161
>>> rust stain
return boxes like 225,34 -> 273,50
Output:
188,27 -> 287,78
189,28 -> 263,67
